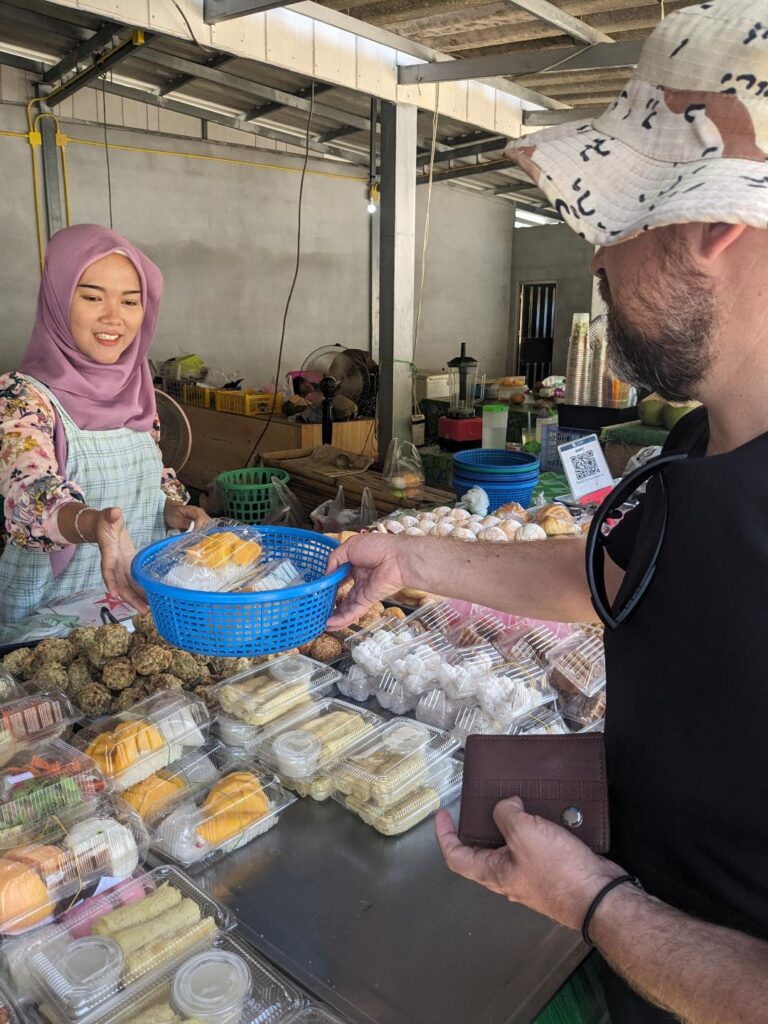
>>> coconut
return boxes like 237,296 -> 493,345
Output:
662,400 -> 701,431
638,393 -> 667,427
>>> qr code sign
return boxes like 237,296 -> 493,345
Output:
571,449 -> 600,483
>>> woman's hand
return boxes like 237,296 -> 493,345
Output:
164,500 -> 212,532
91,507 -> 149,612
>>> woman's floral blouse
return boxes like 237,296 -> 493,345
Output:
0,371 -> 189,550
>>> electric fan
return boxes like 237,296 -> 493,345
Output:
154,389 -> 192,473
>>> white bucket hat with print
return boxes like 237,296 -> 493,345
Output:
505,0 -> 768,246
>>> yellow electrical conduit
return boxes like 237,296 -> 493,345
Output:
3,113 -> 365,273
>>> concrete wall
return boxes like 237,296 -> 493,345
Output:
0,67 -> 517,389
509,224 -> 595,376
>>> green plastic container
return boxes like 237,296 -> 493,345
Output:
217,467 -> 290,524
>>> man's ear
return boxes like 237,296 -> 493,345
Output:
699,222 -> 748,262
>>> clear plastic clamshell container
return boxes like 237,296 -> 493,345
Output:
381,634 -> 456,699
476,661 -> 556,726
74,692 -> 211,793
0,798 -> 149,937
22,865 -> 236,1024
403,600 -> 462,638
335,660 -> 377,703
286,1003 -> 355,1024
0,692 -> 79,768
435,643 -> 503,701
213,655 -> 341,743
494,623 -> 562,668
101,929 -> 302,1024
140,519 -> 266,593
0,982 -> 20,1024
559,688 -> 606,732
344,616 -> 421,676
151,761 -> 296,868
513,707 -> 569,735
0,739 -> 108,850
0,671 -> 25,706
121,741 -> 228,825
415,689 -> 474,731
374,674 -> 415,716
450,705 -> 509,747
335,758 -> 463,836
546,631 -> 606,698
446,611 -> 507,649
254,699 -> 383,786
331,720 -> 459,810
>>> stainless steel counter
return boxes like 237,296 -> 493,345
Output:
199,794 -> 585,1024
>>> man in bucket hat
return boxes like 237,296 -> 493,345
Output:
329,1 -> 768,1019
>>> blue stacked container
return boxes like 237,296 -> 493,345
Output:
452,449 -> 540,512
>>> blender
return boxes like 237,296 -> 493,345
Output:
438,343 -> 483,451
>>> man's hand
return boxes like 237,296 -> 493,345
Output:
164,501 -> 212,532
92,507 -> 149,613
435,797 -> 624,931
327,534 -> 407,628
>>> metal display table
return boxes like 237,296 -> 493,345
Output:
199,795 -> 586,1024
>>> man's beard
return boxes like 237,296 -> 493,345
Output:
599,241 -> 717,402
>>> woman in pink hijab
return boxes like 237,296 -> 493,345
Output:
0,224 -> 209,622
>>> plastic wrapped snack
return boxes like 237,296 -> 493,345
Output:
337,759 -> 463,836
560,688 -> 607,732
142,519 -> 265,593
450,705 -> 509,746
121,742 -> 226,825
546,631 -> 606,698
383,634 -> 456,699
236,557 -> 302,593
415,689 -> 474,731
0,740 -> 108,849
76,693 -> 211,793
104,929 -> 302,1024
436,643 -> 502,701
0,672 -> 23,706
331,720 -> 458,809
254,699 -> 383,786
23,866 -> 235,1023
152,763 -> 295,868
344,616 -> 421,676
0,800 -> 148,936
0,692 -> 78,768
513,707 -> 570,735
403,600 -> 462,638
446,611 -> 507,649
494,623 -> 563,669
335,662 -> 377,703
476,662 -> 556,726
374,674 -> 416,716
213,655 -> 340,732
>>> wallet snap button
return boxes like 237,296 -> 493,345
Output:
561,806 -> 584,830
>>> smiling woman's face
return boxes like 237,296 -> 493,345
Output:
69,253 -> 145,365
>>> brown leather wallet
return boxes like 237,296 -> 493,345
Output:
458,734 -> 609,853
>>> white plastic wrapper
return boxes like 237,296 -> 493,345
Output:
144,519 -> 265,593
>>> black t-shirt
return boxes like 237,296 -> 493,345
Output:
599,406 -> 768,1022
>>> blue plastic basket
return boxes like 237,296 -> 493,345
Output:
453,450 -> 539,476
131,527 -> 349,658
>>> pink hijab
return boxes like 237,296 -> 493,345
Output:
20,224 -> 164,577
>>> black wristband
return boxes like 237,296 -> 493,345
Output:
581,874 -> 642,947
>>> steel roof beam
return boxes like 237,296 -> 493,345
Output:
158,52 -> 235,97
41,23 -> 127,85
523,106 -> 605,126
203,0 -> 295,24
505,0 -> 614,45
398,38 -> 643,85
424,136 -> 506,165
0,46 -> 45,74
0,3 -> 94,42
417,159 -> 518,184
244,82 -> 334,120
44,30 -> 152,107
136,48 -> 371,131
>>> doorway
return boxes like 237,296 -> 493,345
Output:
517,282 -> 557,388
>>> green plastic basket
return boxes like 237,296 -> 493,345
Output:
217,467 -> 291,524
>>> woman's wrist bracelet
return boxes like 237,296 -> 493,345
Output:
581,874 -> 643,947
73,506 -> 96,544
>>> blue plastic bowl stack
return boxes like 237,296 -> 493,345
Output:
452,449 -> 540,512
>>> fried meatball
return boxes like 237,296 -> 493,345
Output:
101,657 -> 137,692
33,638 -> 75,667
110,686 -> 147,713
31,663 -> 70,692
77,681 -> 112,716
67,658 -> 94,697
91,624 -> 131,659
131,644 -> 173,677
144,672 -> 185,694
1,648 -> 34,679
167,650 -> 203,685
69,626 -> 98,655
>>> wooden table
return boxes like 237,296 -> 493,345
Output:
180,405 -> 377,492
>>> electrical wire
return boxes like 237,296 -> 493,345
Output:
169,0 -> 215,53
244,82 -> 316,467
101,75 -> 114,228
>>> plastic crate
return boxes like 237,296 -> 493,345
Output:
217,467 -> 290,524
182,383 -> 214,408
539,424 -> 593,473
214,390 -> 283,417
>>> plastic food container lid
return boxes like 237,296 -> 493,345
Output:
272,731 -> 322,777
59,936 -> 123,991
269,656 -> 313,684
172,949 -> 251,1023
482,404 -> 508,412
